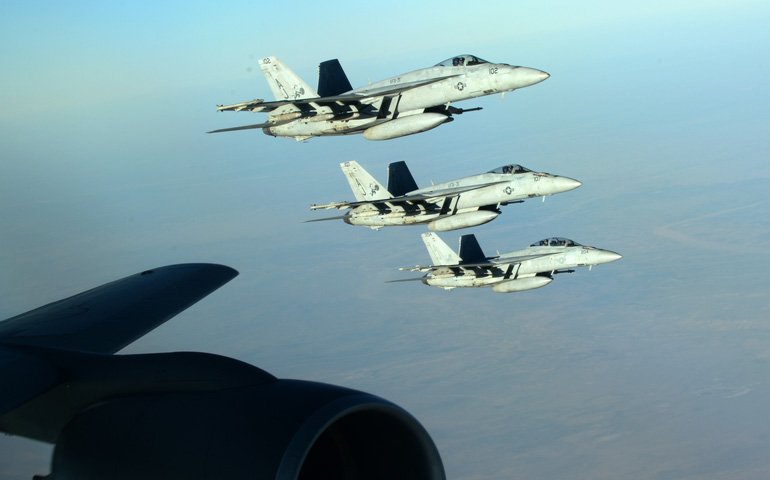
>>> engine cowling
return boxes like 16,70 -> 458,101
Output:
51,379 -> 445,480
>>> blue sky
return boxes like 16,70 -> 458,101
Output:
2,1 -> 770,478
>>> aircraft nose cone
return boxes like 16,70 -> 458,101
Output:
552,176 -> 582,193
595,250 -> 622,265
514,67 -> 550,88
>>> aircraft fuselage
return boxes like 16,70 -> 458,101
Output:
425,244 -> 622,290
261,55 -> 548,140
345,170 -> 580,231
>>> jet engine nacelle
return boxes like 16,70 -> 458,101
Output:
50,379 -> 445,480
492,276 -> 553,293
428,210 -> 500,232
363,113 -> 450,140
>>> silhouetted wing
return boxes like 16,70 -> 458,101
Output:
0,264 -> 238,354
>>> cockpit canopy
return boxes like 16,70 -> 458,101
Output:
487,164 -> 532,175
436,55 -> 490,67
531,237 -> 582,247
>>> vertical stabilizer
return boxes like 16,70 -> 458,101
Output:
387,161 -> 419,196
422,233 -> 461,266
340,161 -> 393,202
458,235 -> 486,263
258,56 -> 319,101
318,59 -> 353,97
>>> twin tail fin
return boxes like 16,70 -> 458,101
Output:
259,56 -> 319,100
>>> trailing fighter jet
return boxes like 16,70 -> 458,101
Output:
395,233 -> 621,292
209,54 -> 549,141
309,161 -> 581,231
0,264 -> 444,479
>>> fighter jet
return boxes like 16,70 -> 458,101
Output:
0,264 -> 444,479
209,54 -> 549,141
309,161 -> 581,231
395,233 -> 621,292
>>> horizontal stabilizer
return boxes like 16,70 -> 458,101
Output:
302,215 -> 347,223
0,264 -> 238,354
207,123 -> 274,134
207,116 -> 299,134
385,277 -> 425,283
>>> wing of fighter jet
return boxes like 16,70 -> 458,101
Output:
0,264 -> 445,480
399,253 -> 553,272
215,76 -> 457,114
311,182 -> 510,211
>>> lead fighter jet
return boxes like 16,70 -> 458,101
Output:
310,161 -> 582,231
395,233 -> 622,292
209,54 -> 549,141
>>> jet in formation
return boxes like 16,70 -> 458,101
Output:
209,54 -> 549,141
0,264 -> 445,479
395,233 -> 621,292
309,161 -> 581,231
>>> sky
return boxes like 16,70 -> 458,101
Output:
1,0 -> 770,478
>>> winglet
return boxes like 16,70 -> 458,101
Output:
0,264 -> 238,354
